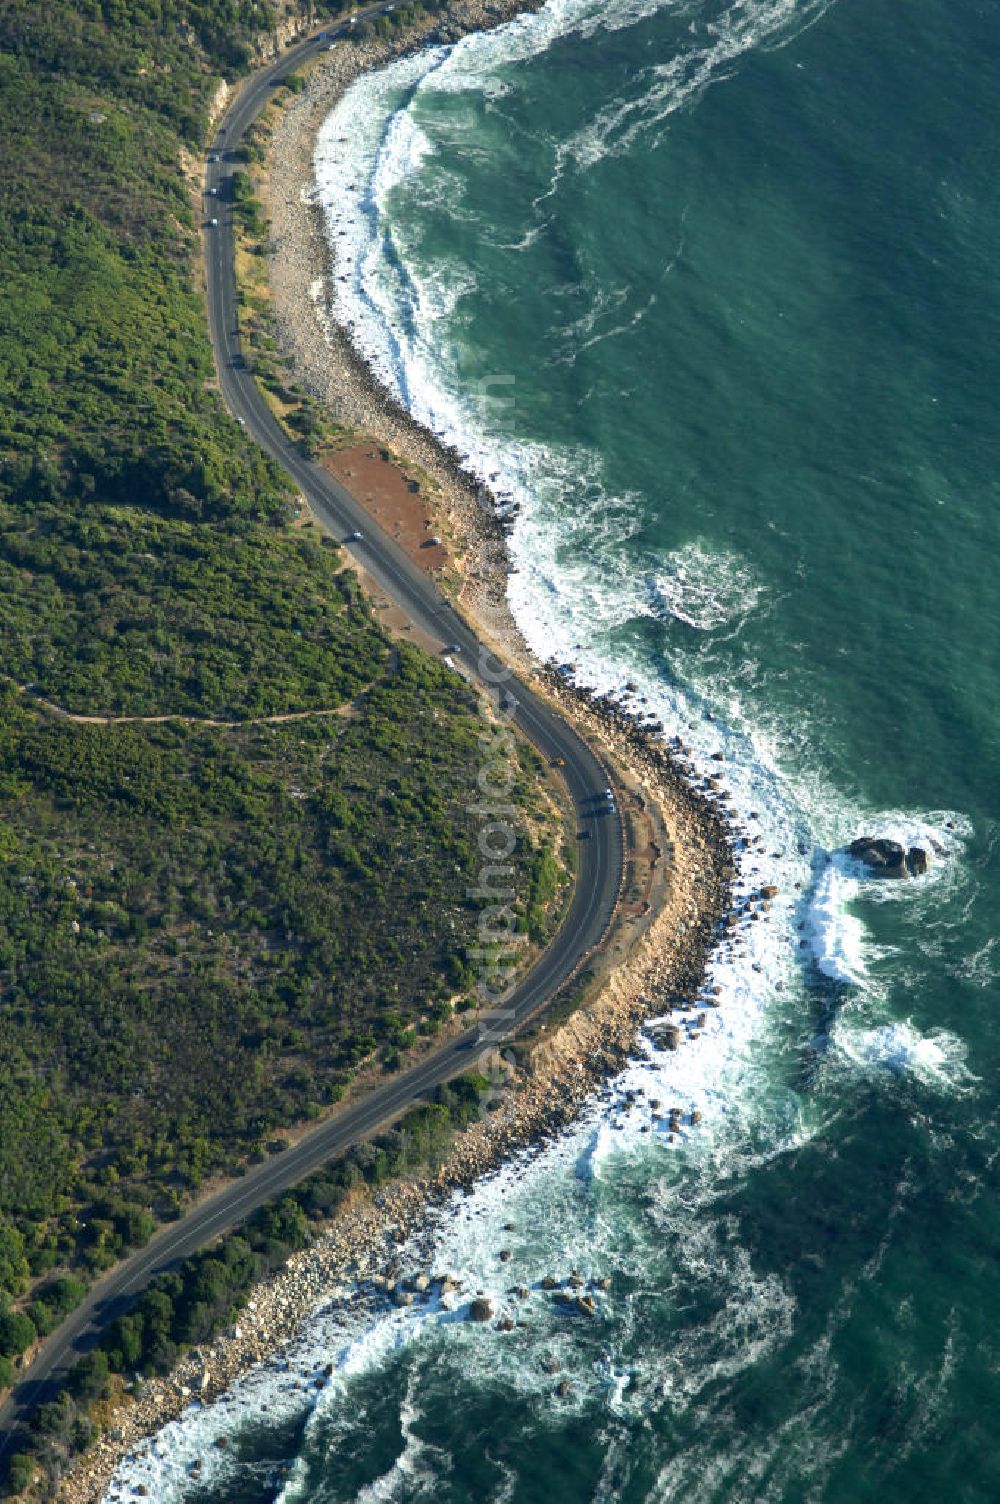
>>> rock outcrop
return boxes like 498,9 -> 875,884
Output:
848,837 -> 907,876
848,837 -> 930,878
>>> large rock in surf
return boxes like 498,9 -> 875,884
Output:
468,1297 -> 494,1323
848,837 -> 907,877
848,837 -> 931,878
648,1022 -> 681,1051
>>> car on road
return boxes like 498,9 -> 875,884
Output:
442,642 -> 461,655
207,217 -> 219,227
236,416 -> 246,426
346,530 -> 364,542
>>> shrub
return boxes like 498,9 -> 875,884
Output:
0,1311 -> 36,1359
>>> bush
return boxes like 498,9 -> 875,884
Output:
0,1311 -> 36,1359
68,1350 -> 110,1404
5,1453 -> 35,1494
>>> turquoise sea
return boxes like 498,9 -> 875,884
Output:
109,1 -> 1000,1499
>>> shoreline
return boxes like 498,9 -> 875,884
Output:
55,7 -> 746,1497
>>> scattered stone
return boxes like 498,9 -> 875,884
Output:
469,1297 -> 494,1323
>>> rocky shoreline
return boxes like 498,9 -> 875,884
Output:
55,6 -> 754,1498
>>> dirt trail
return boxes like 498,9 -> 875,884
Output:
2,676 -> 365,730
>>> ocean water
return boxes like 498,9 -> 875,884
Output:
108,1 -> 1000,1499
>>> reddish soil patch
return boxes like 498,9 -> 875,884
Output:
323,445 -> 450,577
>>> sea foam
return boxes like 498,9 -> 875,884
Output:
831,1018 -> 973,1091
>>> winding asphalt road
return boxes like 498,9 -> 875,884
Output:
0,15 -> 624,1473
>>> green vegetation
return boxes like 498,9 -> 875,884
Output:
0,6 -> 572,1485
0,0 -> 364,717
0,653 -> 565,1330
0,515 -> 389,717
354,0 -> 449,43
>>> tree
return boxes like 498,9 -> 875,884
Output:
68,1350 -> 110,1404
0,1311 -> 36,1359
103,1311 -> 143,1372
5,1454 -> 35,1494
0,1223 -> 30,1299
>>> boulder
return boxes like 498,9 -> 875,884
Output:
848,837 -> 908,877
906,846 -> 929,876
469,1297 -> 494,1323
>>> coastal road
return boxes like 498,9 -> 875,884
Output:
0,14 -> 625,1471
